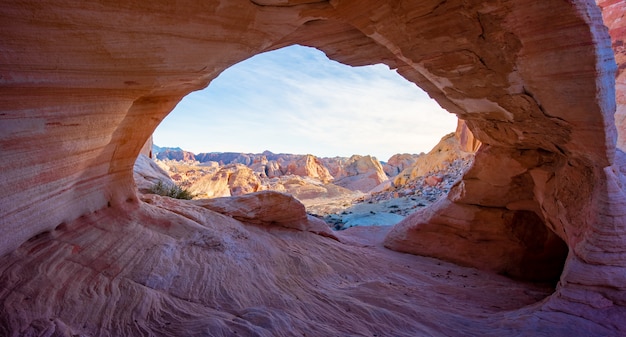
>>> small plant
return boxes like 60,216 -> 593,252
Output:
149,180 -> 195,200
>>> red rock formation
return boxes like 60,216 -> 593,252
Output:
597,0 -> 626,151
393,132 -> 473,187
334,155 -> 389,192
455,119 -> 481,153
190,190 -> 337,239
188,164 -> 263,198
0,197 -> 561,336
133,154 -> 176,194
1,0 -> 625,335
283,154 -> 334,183
140,136 -> 154,158
383,153 -> 422,177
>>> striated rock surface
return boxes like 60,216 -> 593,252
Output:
1,0 -> 626,336
385,197 -> 569,282
0,199 -> 567,337
597,0 -> 626,151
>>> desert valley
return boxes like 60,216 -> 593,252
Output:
136,122 -> 477,231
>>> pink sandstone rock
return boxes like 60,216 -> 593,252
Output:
424,175 -> 443,187
0,198 -> 566,336
455,119 -> 481,153
333,155 -> 389,192
319,156 -> 350,179
190,190 -> 337,240
250,157 -> 283,179
283,154 -> 334,183
596,0 -> 626,151
188,164 -> 263,198
383,153 -> 422,177
133,154 -> 176,194
393,132 -> 473,186
1,0 -> 625,335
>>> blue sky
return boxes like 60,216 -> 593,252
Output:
153,45 -> 458,161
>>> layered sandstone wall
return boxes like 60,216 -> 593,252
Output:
597,0 -> 626,151
1,0 -> 625,335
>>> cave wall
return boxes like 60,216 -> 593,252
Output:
597,0 -> 626,151
1,0 -> 625,326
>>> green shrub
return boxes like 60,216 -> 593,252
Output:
149,180 -> 194,200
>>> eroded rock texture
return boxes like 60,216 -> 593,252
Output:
0,198 -> 560,336
597,0 -> 626,151
1,0 -> 625,336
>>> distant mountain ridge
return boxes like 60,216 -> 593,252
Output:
152,145 -> 399,194
152,145 -> 183,154
156,147 -> 351,164
152,146 -> 416,180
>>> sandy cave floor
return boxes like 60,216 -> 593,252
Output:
0,196 -> 578,337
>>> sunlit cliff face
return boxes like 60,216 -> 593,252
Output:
1,0 -> 625,336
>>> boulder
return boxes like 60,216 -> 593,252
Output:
192,190 -> 337,240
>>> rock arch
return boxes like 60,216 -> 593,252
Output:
1,0 -> 625,335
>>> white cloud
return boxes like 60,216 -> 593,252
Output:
153,45 -> 458,161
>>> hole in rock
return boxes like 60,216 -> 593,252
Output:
136,44 -> 567,290
138,44 -> 463,230
506,210 -> 568,286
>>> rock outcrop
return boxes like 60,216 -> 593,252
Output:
393,132 -> 474,186
191,190 -> 337,239
597,0 -> 626,151
249,156 -> 283,178
383,153 -> 422,177
188,164 -> 263,198
170,150 -> 350,185
0,196 -> 561,337
283,154 -> 334,183
334,155 -> 389,192
133,154 -> 176,194
1,0 -> 625,336
153,153 -> 368,201
455,119 -> 481,153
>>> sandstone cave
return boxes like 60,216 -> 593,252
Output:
1,1 -> 625,336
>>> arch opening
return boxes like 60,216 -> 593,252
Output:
138,45 -> 478,242
153,44 -> 459,159
136,43 -> 569,286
